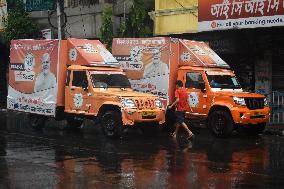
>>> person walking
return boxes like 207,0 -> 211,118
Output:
169,80 -> 194,140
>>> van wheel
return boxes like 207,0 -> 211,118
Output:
244,123 -> 266,135
101,111 -> 123,138
66,117 -> 83,129
208,110 -> 233,137
30,114 -> 45,130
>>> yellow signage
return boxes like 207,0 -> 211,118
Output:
153,0 -> 198,35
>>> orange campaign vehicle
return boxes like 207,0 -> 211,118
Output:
112,37 -> 270,136
7,38 -> 165,137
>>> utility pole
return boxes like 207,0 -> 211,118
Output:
123,0 -> 126,21
56,0 -> 62,40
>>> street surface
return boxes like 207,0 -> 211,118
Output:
0,111 -> 284,189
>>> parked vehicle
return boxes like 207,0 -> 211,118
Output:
112,37 -> 270,136
7,38 -> 165,137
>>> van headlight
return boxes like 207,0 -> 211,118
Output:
155,99 -> 163,108
233,96 -> 246,106
264,98 -> 268,106
121,99 -> 136,108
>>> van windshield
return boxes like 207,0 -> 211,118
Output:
207,74 -> 241,89
90,74 -> 131,88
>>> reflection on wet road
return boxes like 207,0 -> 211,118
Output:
0,111 -> 284,189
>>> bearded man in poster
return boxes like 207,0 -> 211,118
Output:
34,53 -> 56,93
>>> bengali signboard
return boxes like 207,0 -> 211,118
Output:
198,0 -> 284,31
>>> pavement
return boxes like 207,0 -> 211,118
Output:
264,124 -> 284,136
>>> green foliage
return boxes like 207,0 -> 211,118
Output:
3,0 -> 39,45
100,6 -> 113,50
117,19 -> 126,37
120,0 -> 152,38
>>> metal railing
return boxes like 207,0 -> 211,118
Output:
268,91 -> 284,124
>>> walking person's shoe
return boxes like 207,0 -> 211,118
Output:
187,133 -> 195,141
170,132 -> 177,139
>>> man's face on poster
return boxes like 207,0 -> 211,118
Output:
42,53 -> 50,75
153,52 -> 161,65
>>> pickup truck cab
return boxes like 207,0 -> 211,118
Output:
65,65 -> 165,137
177,66 -> 270,136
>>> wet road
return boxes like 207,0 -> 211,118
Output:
0,111 -> 284,189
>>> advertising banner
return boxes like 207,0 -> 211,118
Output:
7,40 -> 59,116
198,0 -> 284,31
112,38 -> 170,99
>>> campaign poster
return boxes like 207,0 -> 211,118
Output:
112,38 -> 170,101
7,40 -> 59,116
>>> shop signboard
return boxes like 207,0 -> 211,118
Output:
198,0 -> 284,31
25,0 -> 55,12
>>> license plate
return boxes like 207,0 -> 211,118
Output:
142,111 -> 156,117
254,112 -> 264,116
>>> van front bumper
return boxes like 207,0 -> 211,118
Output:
231,106 -> 270,125
121,108 -> 166,126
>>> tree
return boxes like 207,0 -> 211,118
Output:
100,6 -> 113,50
3,0 -> 39,45
119,0 -> 152,38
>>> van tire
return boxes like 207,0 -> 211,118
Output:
66,117 -> 83,129
101,110 -> 123,138
208,110 -> 233,137
29,114 -> 45,130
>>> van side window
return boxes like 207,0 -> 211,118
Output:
185,72 -> 203,88
72,71 -> 88,87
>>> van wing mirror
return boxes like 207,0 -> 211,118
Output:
82,80 -> 88,91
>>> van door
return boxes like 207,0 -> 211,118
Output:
185,71 -> 208,118
65,70 -> 90,113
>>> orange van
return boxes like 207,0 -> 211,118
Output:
112,37 -> 270,136
7,38 -> 165,137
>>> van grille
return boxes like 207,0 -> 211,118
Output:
244,98 -> 264,110
134,99 -> 155,109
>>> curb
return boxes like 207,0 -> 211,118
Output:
264,125 -> 284,136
